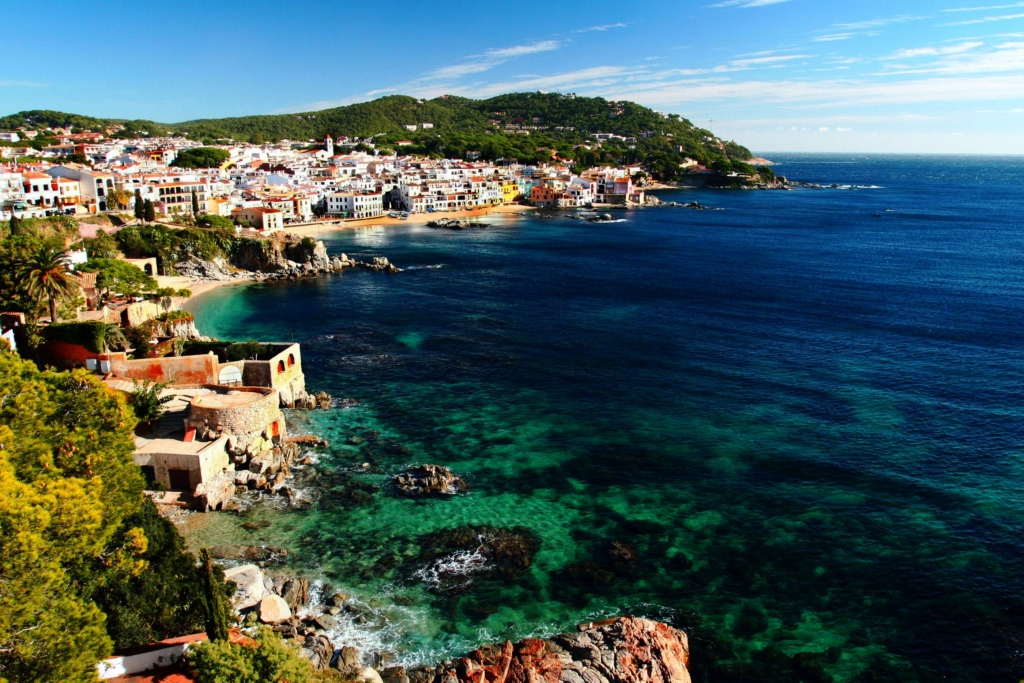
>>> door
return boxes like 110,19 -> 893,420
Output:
168,468 -> 192,492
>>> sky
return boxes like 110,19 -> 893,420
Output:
2,0 -> 1024,153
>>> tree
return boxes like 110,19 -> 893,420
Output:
125,379 -> 172,428
171,147 -> 231,169
143,199 -> 155,223
186,627 -> 318,683
14,246 -> 78,322
199,549 -> 231,642
197,214 -> 234,230
107,189 -> 134,211
91,499 -> 231,651
0,350 -> 145,683
133,190 -> 144,221
78,258 -> 157,299
101,323 -> 129,352
83,230 -> 119,259
192,189 -> 201,215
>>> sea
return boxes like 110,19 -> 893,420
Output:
187,154 -> 1024,682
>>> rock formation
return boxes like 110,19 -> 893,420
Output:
427,218 -> 491,230
394,465 -> 469,497
409,617 -> 691,683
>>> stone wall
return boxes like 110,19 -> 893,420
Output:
112,352 -> 218,385
185,387 -> 285,456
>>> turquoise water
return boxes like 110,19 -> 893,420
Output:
189,155 -> 1024,682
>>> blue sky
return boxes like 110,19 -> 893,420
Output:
2,0 -> 1024,153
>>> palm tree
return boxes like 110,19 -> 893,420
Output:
15,246 -> 78,323
101,323 -> 129,352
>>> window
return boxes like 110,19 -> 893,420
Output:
277,360 -> 285,373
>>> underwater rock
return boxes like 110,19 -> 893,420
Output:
411,525 -> 540,591
394,464 -> 469,498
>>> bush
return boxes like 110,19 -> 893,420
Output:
197,214 -> 235,230
185,627 -> 315,683
227,340 -> 274,361
44,321 -> 108,353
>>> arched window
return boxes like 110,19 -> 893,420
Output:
277,360 -> 285,373
287,354 -> 295,367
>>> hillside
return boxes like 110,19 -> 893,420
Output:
0,92 -> 753,172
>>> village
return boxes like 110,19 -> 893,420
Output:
0,123 -> 674,231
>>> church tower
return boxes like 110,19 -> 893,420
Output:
325,134 -> 334,157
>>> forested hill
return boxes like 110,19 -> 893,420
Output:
0,92 -> 753,168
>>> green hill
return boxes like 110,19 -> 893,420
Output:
0,93 -> 753,175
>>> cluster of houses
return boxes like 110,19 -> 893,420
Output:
0,125 -> 665,230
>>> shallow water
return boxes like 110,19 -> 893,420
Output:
189,155 -> 1024,682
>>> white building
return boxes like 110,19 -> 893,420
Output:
326,192 -> 383,219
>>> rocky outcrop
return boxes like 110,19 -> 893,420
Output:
410,617 -> 690,683
174,255 -> 241,281
360,256 -> 402,274
293,391 -> 333,410
427,218 -> 490,230
394,465 -> 469,498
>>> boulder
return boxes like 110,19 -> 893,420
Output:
394,465 -> 469,498
300,633 -> 334,670
258,594 -> 292,624
278,577 -> 310,612
335,646 -> 363,675
359,668 -> 384,683
381,667 -> 409,683
223,564 -> 268,610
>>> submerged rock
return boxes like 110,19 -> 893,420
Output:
411,525 -> 540,591
394,464 -> 469,498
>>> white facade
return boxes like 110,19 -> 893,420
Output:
326,192 -> 383,219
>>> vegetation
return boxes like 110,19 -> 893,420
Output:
115,223 -> 235,273
91,500 -> 232,650
185,626 -> 347,683
196,214 -> 234,230
43,321 -> 128,353
0,350 -> 234,681
172,147 -> 231,169
78,257 -> 158,298
13,246 -> 78,323
1,93 -> 754,175
125,379 -> 172,426
227,339 -> 275,362
0,350 -> 143,682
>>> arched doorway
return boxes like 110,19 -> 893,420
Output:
218,365 -> 242,385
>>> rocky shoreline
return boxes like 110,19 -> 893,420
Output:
219,559 -> 693,683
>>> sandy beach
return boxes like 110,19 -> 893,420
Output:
279,202 -> 534,237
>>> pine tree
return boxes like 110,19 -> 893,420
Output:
133,190 -> 144,220
143,199 -> 155,223
191,189 -> 200,216
198,549 -> 231,642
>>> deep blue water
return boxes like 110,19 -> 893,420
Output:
190,155 -> 1024,682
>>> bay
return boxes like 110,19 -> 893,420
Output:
189,154 -> 1024,682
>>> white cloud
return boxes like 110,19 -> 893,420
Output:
819,127 -> 830,131
834,15 -> 927,30
885,41 -> 985,59
942,2 -> 1024,11
880,40 -> 1024,75
709,0 -> 793,7
573,23 -> 628,32
814,33 -> 857,42
946,12 -> 1024,25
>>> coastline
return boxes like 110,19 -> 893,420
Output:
170,205 -> 534,309
279,203 -> 535,237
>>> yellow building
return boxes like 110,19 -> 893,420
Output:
502,182 -> 520,204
